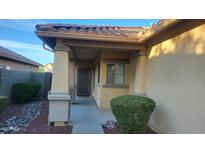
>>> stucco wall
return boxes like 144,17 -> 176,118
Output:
93,68 -> 101,107
51,50 -> 69,93
69,61 -> 75,87
44,64 -> 53,73
129,54 -> 148,95
146,20 -> 205,133
0,57 -> 39,72
100,87 -> 129,109
128,54 -> 137,95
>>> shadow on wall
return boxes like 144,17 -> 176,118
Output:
149,104 -> 171,133
147,20 -> 205,59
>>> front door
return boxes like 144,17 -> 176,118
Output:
77,68 -> 91,96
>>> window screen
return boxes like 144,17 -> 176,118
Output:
107,64 -> 125,85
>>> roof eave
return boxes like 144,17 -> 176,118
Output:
35,31 -> 139,44
138,19 -> 183,43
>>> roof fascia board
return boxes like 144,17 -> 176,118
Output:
35,31 -> 138,43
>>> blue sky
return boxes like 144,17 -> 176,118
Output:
0,19 -> 158,65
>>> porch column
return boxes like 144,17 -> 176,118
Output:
48,39 -> 71,126
134,49 -> 148,95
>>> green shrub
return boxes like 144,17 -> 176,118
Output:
11,82 -> 41,104
110,95 -> 156,134
0,96 -> 7,113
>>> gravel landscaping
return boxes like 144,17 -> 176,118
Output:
102,120 -> 157,134
0,99 -> 72,134
0,101 -> 41,133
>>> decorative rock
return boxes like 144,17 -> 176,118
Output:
103,120 -> 117,129
14,127 -> 20,132
0,127 -> 9,132
0,101 -> 41,134
9,126 -> 14,131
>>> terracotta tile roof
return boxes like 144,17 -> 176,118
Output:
0,46 -> 41,67
35,24 -> 145,39
35,20 -> 181,49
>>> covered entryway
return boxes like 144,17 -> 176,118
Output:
77,67 -> 91,96
35,23 -> 147,126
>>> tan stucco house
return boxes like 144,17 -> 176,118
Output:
43,63 -> 53,73
35,19 -> 205,133
0,46 -> 41,72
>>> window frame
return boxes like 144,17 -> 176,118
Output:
106,63 -> 125,85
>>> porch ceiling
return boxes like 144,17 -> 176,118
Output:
70,46 -> 138,60
72,47 -> 100,60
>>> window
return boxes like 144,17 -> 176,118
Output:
107,64 -> 125,85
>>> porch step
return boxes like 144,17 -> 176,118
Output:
72,124 -> 104,134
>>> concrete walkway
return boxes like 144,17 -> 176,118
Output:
70,97 -> 115,134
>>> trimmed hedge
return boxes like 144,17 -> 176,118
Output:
0,96 -> 7,113
110,95 -> 156,134
11,82 -> 41,104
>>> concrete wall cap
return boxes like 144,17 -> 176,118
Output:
48,92 -> 71,101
